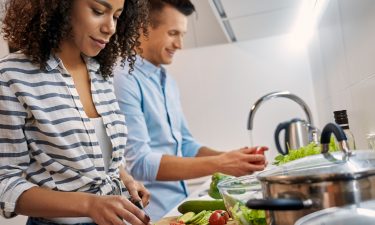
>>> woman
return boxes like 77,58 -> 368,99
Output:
0,0 -> 150,224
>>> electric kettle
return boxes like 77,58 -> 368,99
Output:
274,118 -> 318,155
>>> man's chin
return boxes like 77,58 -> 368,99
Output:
162,58 -> 173,65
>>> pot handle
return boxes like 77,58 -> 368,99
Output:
320,123 -> 350,155
246,198 -> 313,210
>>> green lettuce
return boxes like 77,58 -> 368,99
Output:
273,137 -> 339,166
230,202 -> 266,225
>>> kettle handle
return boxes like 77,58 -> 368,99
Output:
274,122 -> 289,155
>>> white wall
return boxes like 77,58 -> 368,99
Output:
0,40 -> 7,57
0,27 -> 9,58
167,34 -> 318,162
308,0 -> 375,149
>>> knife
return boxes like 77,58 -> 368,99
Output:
133,200 -> 151,222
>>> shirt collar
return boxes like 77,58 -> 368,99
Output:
45,54 -> 62,72
135,55 -> 163,78
82,55 -> 100,72
45,53 -> 100,72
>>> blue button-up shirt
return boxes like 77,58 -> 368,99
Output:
114,57 -> 202,220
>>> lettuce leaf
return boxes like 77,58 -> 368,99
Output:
230,202 -> 266,225
273,137 -> 339,166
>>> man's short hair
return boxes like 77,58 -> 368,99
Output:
148,0 -> 195,27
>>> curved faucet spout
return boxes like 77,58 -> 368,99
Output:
247,91 -> 313,130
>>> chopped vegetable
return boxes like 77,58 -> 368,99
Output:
208,173 -> 233,199
230,202 -> 266,225
178,212 -> 195,223
186,210 -> 212,225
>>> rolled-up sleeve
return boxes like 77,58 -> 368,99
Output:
114,72 -> 163,182
0,75 -> 36,218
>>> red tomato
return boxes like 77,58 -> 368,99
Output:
209,210 -> 229,225
254,147 -> 267,165
254,147 -> 267,155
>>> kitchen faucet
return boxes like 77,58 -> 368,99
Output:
247,91 -> 318,154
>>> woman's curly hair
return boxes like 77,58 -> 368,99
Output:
1,0 -> 148,78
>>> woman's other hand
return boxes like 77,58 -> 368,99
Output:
119,165 -> 151,207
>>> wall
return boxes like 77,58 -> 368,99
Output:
167,33 -> 318,163
308,0 -> 375,149
0,27 -> 8,58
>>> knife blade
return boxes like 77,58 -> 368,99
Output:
133,200 -> 151,222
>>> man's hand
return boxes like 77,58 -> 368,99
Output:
216,146 -> 268,176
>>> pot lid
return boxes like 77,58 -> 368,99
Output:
257,123 -> 375,183
295,200 -> 375,225
257,149 -> 375,183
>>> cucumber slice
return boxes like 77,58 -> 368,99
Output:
187,210 -> 206,224
177,212 -> 195,223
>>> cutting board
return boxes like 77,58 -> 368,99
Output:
154,216 -> 238,225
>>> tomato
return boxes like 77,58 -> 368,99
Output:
254,147 -> 268,165
209,210 -> 229,225
254,146 -> 267,155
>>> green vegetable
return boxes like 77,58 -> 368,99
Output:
273,137 -> 339,166
186,210 -> 212,225
178,200 -> 226,214
230,202 -> 266,225
208,172 -> 233,199
177,212 -> 195,223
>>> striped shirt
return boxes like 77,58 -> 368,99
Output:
0,52 -> 127,218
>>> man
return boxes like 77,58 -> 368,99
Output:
114,0 -> 268,220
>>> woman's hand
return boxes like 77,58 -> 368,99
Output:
119,166 -> 151,207
87,195 -> 151,225
15,187 -> 151,225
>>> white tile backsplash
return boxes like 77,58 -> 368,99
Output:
318,0 -> 350,92
339,0 -> 375,84
309,0 -> 375,149
308,33 -> 329,103
349,75 -> 375,148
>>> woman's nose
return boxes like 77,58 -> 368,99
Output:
102,17 -> 116,36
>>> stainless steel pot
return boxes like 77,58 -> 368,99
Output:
246,123 -> 375,225
295,199 -> 375,225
